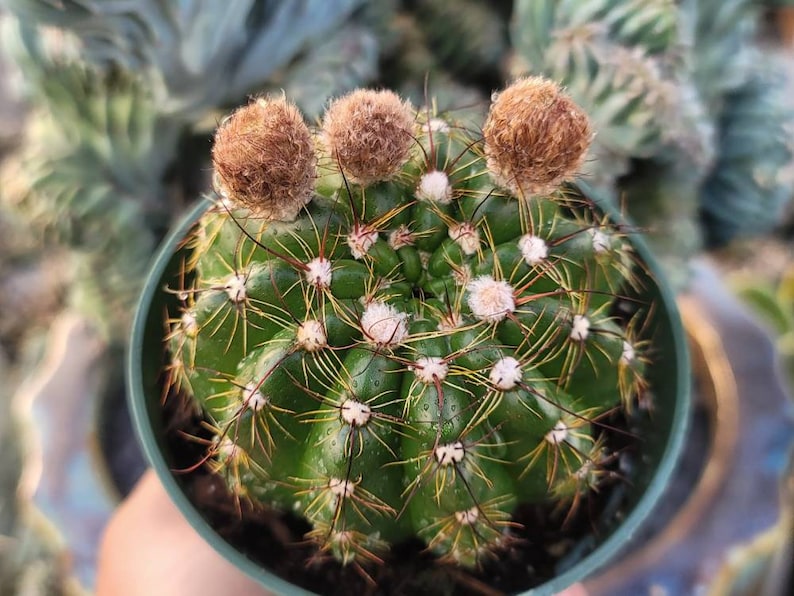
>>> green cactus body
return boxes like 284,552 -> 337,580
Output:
166,85 -> 649,567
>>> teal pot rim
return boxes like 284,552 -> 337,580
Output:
127,188 -> 691,596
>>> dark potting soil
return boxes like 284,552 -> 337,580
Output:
160,375 -> 643,596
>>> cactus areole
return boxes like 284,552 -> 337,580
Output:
129,79 -> 690,594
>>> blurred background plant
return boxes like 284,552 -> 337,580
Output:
510,0 -> 794,285
0,0 -> 792,594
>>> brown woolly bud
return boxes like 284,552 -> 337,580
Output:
322,89 -> 415,185
212,97 -> 316,221
483,77 -> 592,197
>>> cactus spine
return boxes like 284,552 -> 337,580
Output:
168,79 -> 649,567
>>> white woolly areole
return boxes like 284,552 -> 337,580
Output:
452,264 -> 472,287
388,224 -> 414,250
180,311 -> 198,337
576,460 -> 594,480
297,319 -> 327,352
590,228 -> 611,253
570,314 -> 590,342
518,234 -> 549,265
466,276 -> 515,323
449,222 -> 480,256
413,356 -> 449,384
328,477 -> 355,498
304,257 -> 332,288
243,382 -> 268,411
341,398 -> 372,426
360,301 -> 409,346
224,273 -> 247,303
416,170 -> 453,204
621,340 -> 636,364
489,357 -> 522,390
434,441 -> 465,466
455,506 -> 480,525
545,421 -> 569,445
437,311 -> 463,332
332,531 -> 353,545
216,437 -> 239,460
347,224 -> 378,259
423,118 -> 450,133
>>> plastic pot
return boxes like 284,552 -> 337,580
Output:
127,188 -> 690,595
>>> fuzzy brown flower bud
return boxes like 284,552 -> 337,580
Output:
322,89 -> 415,185
483,77 -> 592,197
212,97 -> 317,221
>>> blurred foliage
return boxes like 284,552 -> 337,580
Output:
0,0 -> 366,116
731,262 -> 794,393
701,67 -> 794,247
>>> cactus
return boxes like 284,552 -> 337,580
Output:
700,65 -> 794,246
510,0 -> 714,192
163,78 -> 652,568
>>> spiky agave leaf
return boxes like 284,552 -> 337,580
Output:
0,0 -> 367,116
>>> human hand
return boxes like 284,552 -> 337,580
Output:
97,469 -> 270,596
